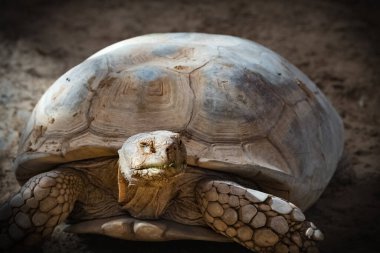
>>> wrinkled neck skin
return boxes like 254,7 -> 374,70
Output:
118,165 -> 206,219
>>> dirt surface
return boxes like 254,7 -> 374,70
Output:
0,0 -> 379,252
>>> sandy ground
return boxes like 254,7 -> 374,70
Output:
0,0 -> 379,252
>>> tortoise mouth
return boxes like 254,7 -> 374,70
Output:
131,163 -> 185,179
135,163 -> 176,170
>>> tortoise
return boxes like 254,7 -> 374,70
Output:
0,33 -> 343,252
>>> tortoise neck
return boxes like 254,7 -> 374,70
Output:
116,166 -> 209,219
119,182 -> 179,219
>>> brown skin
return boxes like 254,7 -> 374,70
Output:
0,131 -> 322,252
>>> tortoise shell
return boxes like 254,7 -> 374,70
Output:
15,33 -> 343,210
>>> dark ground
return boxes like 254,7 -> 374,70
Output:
0,0 -> 379,252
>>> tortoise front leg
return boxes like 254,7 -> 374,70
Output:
196,179 -> 323,253
0,168 -> 85,251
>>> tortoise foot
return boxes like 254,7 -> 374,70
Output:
0,168 -> 84,251
196,180 -> 323,253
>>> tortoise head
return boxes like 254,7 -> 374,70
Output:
118,130 -> 187,187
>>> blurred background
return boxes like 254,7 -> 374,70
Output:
0,0 -> 379,252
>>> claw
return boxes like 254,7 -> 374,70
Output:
305,223 -> 324,241
305,227 -> 313,238
312,229 -> 324,241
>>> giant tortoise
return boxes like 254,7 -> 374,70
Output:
0,33 -> 343,253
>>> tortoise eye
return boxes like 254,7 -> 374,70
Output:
139,142 -> 149,148
140,141 -> 155,153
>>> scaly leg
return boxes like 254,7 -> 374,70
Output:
0,168 -> 85,251
196,179 -> 323,253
